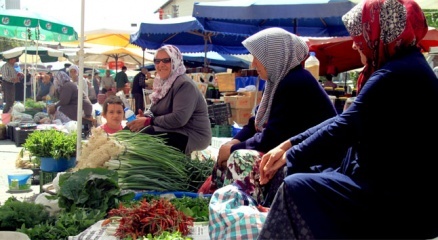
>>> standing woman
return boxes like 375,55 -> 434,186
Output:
126,45 -> 211,155
258,0 -> 438,239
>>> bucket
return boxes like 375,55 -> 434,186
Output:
1,113 -> 11,125
40,157 -> 76,172
232,126 -> 243,137
7,169 -> 33,191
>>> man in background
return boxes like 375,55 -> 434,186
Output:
115,66 -> 128,92
0,57 -> 20,113
131,67 -> 150,115
100,70 -> 115,94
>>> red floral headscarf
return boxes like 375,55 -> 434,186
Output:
342,0 -> 428,93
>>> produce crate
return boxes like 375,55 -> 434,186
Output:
39,171 -> 57,193
208,103 -> 232,125
188,221 -> 209,240
7,125 -> 14,140
212,124 -> 232,137
14,127 -> 36,147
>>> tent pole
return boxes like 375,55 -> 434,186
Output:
204,36 -> 208,68
142,48 -> 145,66
23,37 -> 28,107
76,0 -> 85,160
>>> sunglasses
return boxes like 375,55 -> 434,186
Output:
153,58 -> 171,64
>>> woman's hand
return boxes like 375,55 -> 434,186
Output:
259,140 -> 292,185
126,117 -> 148,132
259,147 -> 287,185
47,105 -> 56,114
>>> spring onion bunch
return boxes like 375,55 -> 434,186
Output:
104,130 -> 190,191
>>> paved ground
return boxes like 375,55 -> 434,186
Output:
0,138 -> 40,205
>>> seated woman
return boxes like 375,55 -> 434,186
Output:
258,1 -> 438,239
126,45 -> 211,155
36,73 -> 55,101
48,71 -> 93,123
208,27 -> 339,205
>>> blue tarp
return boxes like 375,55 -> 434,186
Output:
183,52 -> 250,69
193,0 -> 357,37
130,16 -> 250,55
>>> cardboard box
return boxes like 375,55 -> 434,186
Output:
231,108 -> 253,125
223,91 -> 262,109
216,73 -> 235,92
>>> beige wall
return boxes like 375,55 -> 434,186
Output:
160,0 -> 228,19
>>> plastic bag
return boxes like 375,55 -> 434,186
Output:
209,184 -> 267,239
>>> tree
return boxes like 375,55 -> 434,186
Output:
0,37 -> 23,52
424,10 -> 438,29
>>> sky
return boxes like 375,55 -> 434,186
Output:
11,0 -> 167,33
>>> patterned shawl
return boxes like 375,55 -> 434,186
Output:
54,71 -> 71,92
342,0 -> 428,93
149,45 -> 187,105
242,27 -> 309,131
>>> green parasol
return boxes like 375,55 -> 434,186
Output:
0,8 -> 78,42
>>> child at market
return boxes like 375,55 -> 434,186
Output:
99,95 -> 125,134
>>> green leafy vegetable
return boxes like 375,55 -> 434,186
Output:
0,197 -> 51,231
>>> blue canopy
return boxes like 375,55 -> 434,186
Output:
130,16 -> 250,55
183,52 -> 250,69
193,0 -> 357,37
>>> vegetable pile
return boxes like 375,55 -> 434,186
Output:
105,198 -> 194,239
77,128 -> 214,192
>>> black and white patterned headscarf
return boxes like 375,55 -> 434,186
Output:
242,27 -> 309,131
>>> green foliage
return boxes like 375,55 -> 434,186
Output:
170,197 -> 210,222
17,208 -> 106,240
24,98 -> 46,110
184,156 -> 216,193
22,129 -> 77,159
138,194 -> 211,222
424,10 -> 438,29
0,37 -> 23,52
0,197 -> 51,231
50,168 -> 134,213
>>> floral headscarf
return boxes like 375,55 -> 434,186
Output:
342,0 -> 428,93
54,71 -> 71,92
149,45 -> 187,104
242,27 -> 309,131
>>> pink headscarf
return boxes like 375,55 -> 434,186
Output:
149,45 -> 187,105
342,0 -> 428,93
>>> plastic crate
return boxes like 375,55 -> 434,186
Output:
212,124 -> 232,137
39,171 -> 57,193
14,127 -> 36,147
208,103 -> 232,125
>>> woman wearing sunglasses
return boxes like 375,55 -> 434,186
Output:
126,45 -> 211,155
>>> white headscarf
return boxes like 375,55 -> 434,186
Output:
242,27 -> 309,131
149,45 -> 187,104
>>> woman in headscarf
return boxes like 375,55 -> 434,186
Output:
126,45 -> 211,155
207,27 -> 338,204
48,71 -> 93,122
258,0 -> 438,239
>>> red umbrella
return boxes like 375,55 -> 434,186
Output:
306,26 -> 438,77
307,37 -> 363,77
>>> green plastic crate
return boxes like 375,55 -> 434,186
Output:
212,125 -> 232,137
